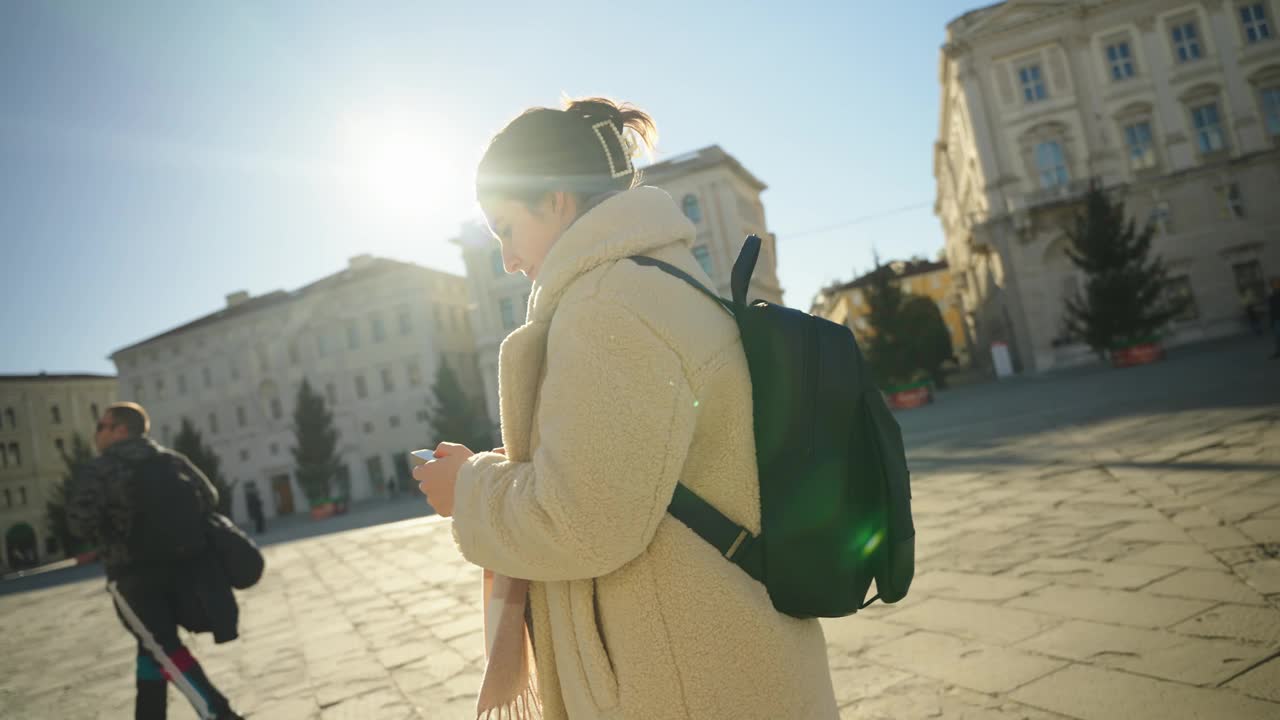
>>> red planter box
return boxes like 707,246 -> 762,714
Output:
887,385 -> 932,410
310,503 -> 337,520
1111,342 -> 1163,368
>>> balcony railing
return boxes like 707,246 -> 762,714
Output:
1025,179 -> 1091,209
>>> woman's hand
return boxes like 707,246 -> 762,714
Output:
413,442 -> 474,517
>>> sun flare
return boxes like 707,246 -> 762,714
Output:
339,110 -> 453,220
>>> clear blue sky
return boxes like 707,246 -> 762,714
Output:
1,0 -> 980,375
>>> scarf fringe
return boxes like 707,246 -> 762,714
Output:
479,684 -> 542,720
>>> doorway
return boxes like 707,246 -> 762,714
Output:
271,474 -> 294,515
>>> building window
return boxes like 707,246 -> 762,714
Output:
433,306 -> 443,329
256,345 -> 269,373
2,489 -> 8,507
270,397 -> 283,420
1261,87 -> 1280,136
690,245 -> 714,276
177,373 -> 187,395
0,444 -> 6,467
371,313 -> 386,343
236,405 -> 247,428
325,382 -> 337,406
491,249 -> 505,277
389,415 -> 401,428
1191,102 -> 1227,153
316,331 -> 330,357
398,307 -> 412,335
162,425 -> 170,444
51,405 -> 61,424
202,366 -> 212,388
4,408 -> 13,428
154,377 -> 165,400
364,422 -> 375,434
407,362 -> 422,388
1217,183 -> 1246,218
90,403 -> 99,421
239,449 -> 249,462
1106,41 -> 1135,81
230,361 -> 240,381
1019,63 -> 1048,103
54,438 -> 64,455
1123,121 -> 1157,170
1171,20 -> 1203,63
380,367 -> 395,393
9,443 -> 20,466
1035,141 -> 1069,188
1241,3 -> 1272,43
132,382 -> 144,401
270,442 -> 278,456
1233,260 -> 1266,305
18,487 -> 26,505
355,374 -> 368,399
346,320 -> 360,350
208,412 -> 219,435
288,341 -> 300,365
500,298 -> 517,331
682,194 -> 702,223
416,409 -> 430,423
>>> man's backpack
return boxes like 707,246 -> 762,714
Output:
132,453 -> 210,563
207,513 -> 265,590
631,235 -> 915,619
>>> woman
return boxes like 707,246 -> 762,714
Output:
414,97 -> 838,720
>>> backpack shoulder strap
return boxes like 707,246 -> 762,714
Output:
628,256 -> 736,318
670,484 -> 764,583
628,255 -> 764,584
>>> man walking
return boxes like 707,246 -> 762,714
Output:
68,402 -> 243,720
1270,278 -> 1280,359
245,483 -> 266,535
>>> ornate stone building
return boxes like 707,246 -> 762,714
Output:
936,0 -> 1280,372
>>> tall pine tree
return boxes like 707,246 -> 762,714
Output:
173,417 -> 236,515
863,259 -> 915,388
291,378 -> 342,506
45,432 -> 94,557
1063,184 -> 1187,356
428,358 -> 493,451
900,295 -> 955,389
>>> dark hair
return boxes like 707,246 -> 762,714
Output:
105,401 -> 149,438
476,97 -> 658,207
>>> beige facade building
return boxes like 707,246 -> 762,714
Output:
453,144 -> 785,430
811,259 -> 972,367
0,374 -> 116,570
111,255 -> 478,522
936,0 -> 1280,373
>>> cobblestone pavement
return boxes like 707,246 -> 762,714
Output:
3,337 -> 1279,719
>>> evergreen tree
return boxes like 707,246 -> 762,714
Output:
428,358 -> 493,452
863,259 -> 916,388
1063,184 -> 1187,356
291,378 -> 342,506
45,432 -> 94,557
900,295 -> 955,389
173,417 -> 236,515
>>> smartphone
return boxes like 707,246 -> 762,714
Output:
409,449 -> 437,467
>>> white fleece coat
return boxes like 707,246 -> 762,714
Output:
452,187 -> 838,720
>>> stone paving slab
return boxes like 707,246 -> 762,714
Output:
3,343 -> 1279,719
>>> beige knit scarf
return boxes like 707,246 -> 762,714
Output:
476,570 -> 541,719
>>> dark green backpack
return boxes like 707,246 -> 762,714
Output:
631,235 -> 915,618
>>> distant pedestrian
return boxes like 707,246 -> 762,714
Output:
245,483 -> 265,535
67,402 -> 243,720
1269,278 -> 1280,359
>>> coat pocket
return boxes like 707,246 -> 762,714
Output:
568,578 -> 619,711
